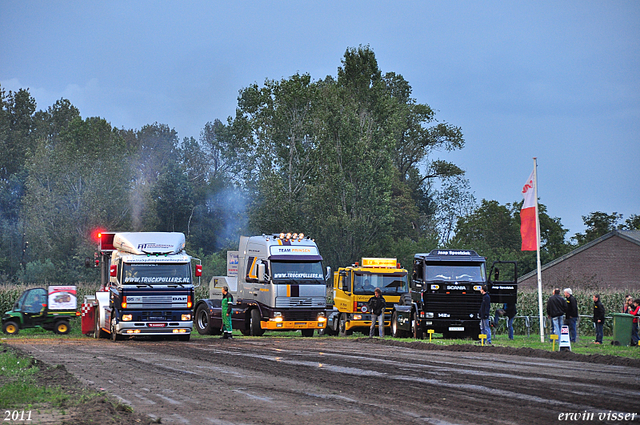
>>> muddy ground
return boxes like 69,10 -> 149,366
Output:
6,336 -> 640,425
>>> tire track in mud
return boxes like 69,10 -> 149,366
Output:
7,337 -> 639,425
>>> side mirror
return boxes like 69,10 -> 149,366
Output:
258,263 -> 265,283
494,268 -> 500,281
195,264 -> 202,277
110,264 -> 117,277
325,266 -> 332,281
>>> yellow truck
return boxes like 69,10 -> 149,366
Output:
326,258 -> 410,337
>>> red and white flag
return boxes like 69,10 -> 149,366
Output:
520,170 -> 537,251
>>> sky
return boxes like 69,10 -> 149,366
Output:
1,1 -> 639,239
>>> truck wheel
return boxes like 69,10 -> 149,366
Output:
338,313 -> 352,337
391,312 -> 404,338
301,329 -> 314,337
94,311 -> 107,339
195,304 -> 214,335
3,321 -> 19,335
54,320 -> 70,335
249,309 -> 264,336
412,312 -> 423,339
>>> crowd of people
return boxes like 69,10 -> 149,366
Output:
544,288 -> 639,346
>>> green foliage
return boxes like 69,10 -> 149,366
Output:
450,199 -> 571,276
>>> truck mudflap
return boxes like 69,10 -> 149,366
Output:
394,305 -> 413,332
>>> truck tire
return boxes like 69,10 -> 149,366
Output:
249,309 -> 264,336
412,312 -> 423,339
3,320 -> 19,335
195,303 -> 216,335
54,320 -> 70,335
338,313 -> 352,337
94,312 -> 107,339
391,311 -> 406,338
301,329 -> 314,337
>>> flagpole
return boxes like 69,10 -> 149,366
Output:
533,157 -> 544,342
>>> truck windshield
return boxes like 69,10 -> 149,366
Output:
354,273 -> 408,295
122,263 -> 191,285
271,261 -> 325,283
424,263 -> 486,282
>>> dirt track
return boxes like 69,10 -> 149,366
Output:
7,337 -> 640,425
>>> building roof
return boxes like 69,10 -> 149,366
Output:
518,230 -> 640,283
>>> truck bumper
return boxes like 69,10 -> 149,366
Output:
261,320 -> 326,331
116,321 -> 193,336
346,318 -> 390,331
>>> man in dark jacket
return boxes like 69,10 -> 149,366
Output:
368,288 -> 386,338
546,288 -> 566,339
479,285 -> 491,344
564,288 -> 579,343
593,294 -> 605,344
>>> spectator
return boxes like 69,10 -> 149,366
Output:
367,288 -> 386,338
592,294 -> 605,344
478,285 -> 491,344
622,295 -> 633,314
546,288 -> 566,339
629,299 -> 640,347
505,302 -> 517,340
564,288 -> 579,343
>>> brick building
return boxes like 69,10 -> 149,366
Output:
518,230 -> 640,291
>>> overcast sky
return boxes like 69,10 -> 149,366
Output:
2,1 -> 638,238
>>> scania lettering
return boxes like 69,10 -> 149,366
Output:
325,258 -> 411,337
394,249 -> 517,339
81,232 -> 201,341
194,233 -> 330,337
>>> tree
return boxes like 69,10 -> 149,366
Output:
451,199 -> 570,276
572,211 -> 623,246
23,116 -> 132,282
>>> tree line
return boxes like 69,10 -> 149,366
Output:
1,46 -> 638,284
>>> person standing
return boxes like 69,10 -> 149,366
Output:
564,288 -> 579,343
368,288 -> 386,338
622,295 -> 633,314
546,288 -> 566,339
221,286 -> 234,339
479,285 -> 491,344
592,294 -> 605,344
505,302 -> 517,340
629,299 -> 640,347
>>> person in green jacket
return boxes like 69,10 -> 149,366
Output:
221,286 -> 234,339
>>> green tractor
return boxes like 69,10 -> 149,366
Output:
2,287 -> 78,335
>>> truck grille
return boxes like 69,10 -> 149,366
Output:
275,297 -> 326,308
423,294 -> 481,318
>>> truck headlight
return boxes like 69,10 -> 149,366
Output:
122,314 -> 132,321
181,314 -> 191,321
353,314 -> 362,320
425,312 -> 434,318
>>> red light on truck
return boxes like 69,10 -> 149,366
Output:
195,264 -> 202,277
187,296 -> 192,309
121,297 -> 127,309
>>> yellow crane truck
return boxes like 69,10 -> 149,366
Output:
325,258 -> 411,337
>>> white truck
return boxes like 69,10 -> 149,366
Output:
193,233 -> 330,337
82,232 -> 201,341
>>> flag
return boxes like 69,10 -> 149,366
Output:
520,170 -> 537,251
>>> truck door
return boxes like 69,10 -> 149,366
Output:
20,288 -> 48,327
